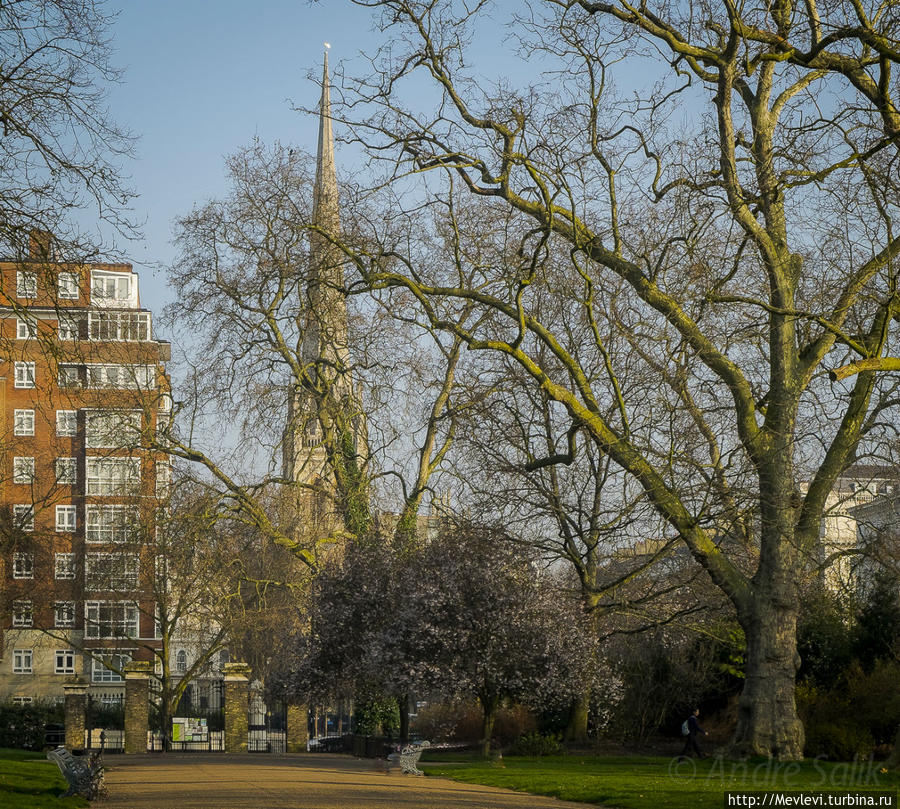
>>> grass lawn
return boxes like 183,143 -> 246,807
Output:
423,755 -> 900,809
0,749 -> 87,809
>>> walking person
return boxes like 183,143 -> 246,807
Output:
680,708 -> 708,758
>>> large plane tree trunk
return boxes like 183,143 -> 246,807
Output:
732,585 -> 804,758
730,457 -> 805,760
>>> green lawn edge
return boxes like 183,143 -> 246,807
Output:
423,755 -> 900,809
0,749 -> 88,809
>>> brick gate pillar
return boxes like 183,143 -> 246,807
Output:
123,661 -> 153,754
223,662 -> 251,753
286,704 -> 309,752
63,679 -> 88,750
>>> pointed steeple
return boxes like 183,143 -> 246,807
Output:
304,46 -> 347,366
283,48 -> 368,541
313,48 -> 339,236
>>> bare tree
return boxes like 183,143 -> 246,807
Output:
455,345 -> 735,740
0,0 -> 135,258
32,473 -> 253,742
161,141 -> 466,565
148,481 -> 245,745
318,0 -> 900,758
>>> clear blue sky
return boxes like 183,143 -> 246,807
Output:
103,1 -> 587,335
105,1 -> 380,323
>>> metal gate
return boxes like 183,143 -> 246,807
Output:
85,693 -> 125,753
248,694 -> 287,753
153,680 -> 225,752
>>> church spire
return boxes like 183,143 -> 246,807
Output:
313,47 -> 339,236
304,46 -> 347,366
283,48 -> 369,541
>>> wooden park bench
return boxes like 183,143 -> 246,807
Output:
386,740 -> 431,776
46,746 -> 107,800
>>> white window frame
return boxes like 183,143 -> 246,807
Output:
156,462 -> 172,498
58,271 -> 79,299
12,695 -> 33,704
13,409 -> 34,437
86,363 -> 154,390
91,270 -> 135,306
12,552 -> 33,579
54,650 -> 76,674
85,505 -> 141,543
12,649 -> 33,674
16,270 -> 37,298
86,456 -> 141,496
54,553 -> 76,580
55,457 -> 77,484
56,505 -> 77,532
88,311 -> 151,342
57,364 -> 81,388
85,410 -> 142,449
16,316 -> 36,339
58,314 -> 80,341
85,553 -> 139,591
84,601 -> 139,639
13,456 -> 35,484
56,410 -> 77,437
14,361 -> 35,388
12,600 -> 33,627
92,653 -> 131,683
175,649 -> 188,674
54,602 -> 76,627
13,504 -> 34,531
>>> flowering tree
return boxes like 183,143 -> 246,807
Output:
404,526 -> 595,756
275,526 -> 594,756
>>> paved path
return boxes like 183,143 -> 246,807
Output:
100,753 -> 593,809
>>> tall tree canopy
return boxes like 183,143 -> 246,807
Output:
320,0 -> 900,758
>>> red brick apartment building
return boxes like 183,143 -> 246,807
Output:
0,234 -> 171,705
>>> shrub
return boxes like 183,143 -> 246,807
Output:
845,660 -> 900,746
0,700 -> 65,750
413,700 -> 536,746
511,730 -> 563,756
354,697 -> 400,737
595,622 -> 745,743
413,700 -> 468,741
798,659 -> 900,760
797,587 -> 854,686
804,721 -> 875,762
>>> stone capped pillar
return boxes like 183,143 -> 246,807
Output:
123,661 -> 153,754
223,662 -> 251,753
63,679 -> 89,750
286,704 -> 309,752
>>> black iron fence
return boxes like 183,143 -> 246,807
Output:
85,694 -> 124,753
248,698 -> 287,753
